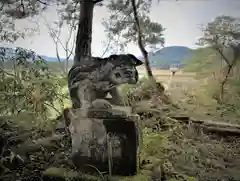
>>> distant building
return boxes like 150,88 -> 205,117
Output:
169,64 -> 179,76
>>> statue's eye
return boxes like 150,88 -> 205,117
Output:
115,72 -> 121,78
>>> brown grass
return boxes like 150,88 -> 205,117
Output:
117,74 -> 240,181
2,67 -> 239,181
137,68 -> 198,90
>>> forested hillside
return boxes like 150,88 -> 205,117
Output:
139,46 -> 194,69
1,46 -> 194,70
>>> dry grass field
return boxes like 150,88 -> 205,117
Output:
118,67 -> 240,181
137,66 -> 199,92
2,66 -> 239,181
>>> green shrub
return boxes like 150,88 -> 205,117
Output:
0,48 -> 68,130
119,77 -> 165,106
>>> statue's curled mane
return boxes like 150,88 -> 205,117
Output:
68,53 -> 143,110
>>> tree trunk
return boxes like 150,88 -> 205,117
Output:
215,45 -> 240,103
131,0 -> 154,79
142,48 -> 154,78
74,0 -> 94,65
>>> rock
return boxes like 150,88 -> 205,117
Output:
64,108 -> 142,176
42,167 -> 79,179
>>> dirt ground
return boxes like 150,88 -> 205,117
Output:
137,67 -> 198,88
127,68 -> 240,181
1,68 -> 239,181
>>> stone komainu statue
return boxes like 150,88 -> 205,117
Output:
65,1 -> 143,175
67,0 -> 143,111
68,54 -> 143,110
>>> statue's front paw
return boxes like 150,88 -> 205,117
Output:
91,99 -> 112,110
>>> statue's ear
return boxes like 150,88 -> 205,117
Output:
127,54 -> 143,66
109,54 -> 119,60
107,55 -> 119,65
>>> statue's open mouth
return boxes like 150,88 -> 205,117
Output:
109,68 -> 139,85
127,69 -> 138,84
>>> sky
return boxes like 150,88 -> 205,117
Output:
1,0 -> 240,58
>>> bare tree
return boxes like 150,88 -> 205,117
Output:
198,16 -> 240,102
43,13 -> 77,74
103,0 -> 165,79
131,0 -> 154,78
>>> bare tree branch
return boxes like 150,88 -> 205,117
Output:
102,0 -> 140,56
219,44 -> 240,102
36,0 -> 49,5
213,35 -> 231,66
43,9 -> 77,73
0,2 -> 5,11
199,16 -> 240,102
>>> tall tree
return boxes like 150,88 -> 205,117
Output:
103,0 -> 165,78
184,47 -> 222,78
131,0 -> 153,78
198,15 -> 240,102
73,0 -> 94,65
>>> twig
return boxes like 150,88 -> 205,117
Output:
44,102 -> 61,115
213,35 -> 240,102
215,47 -> 231,66
101,1 -> 135,56
0,67 -> 16,77
36,0 -> 49,5
0,2 -> 4,11
107,133 -> 113,176
84,164 -> 106,181
43,16 -> 69,54
65,2 -> 78,60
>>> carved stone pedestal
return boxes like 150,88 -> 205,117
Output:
66,107 -> 142,176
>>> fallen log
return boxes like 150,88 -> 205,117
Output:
171,116 -> 240,129
170,116 -> 240,137
199,125 -> 240,137
171,116 -> 203,124
201,121 -> 240,130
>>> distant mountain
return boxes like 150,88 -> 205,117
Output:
1,46 -> 195,71
0,47 -> 73,71
40,55 -> 73,62
138,46 -> 195,69
40,55 -> 73,72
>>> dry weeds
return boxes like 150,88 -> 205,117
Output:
1,69 -> 240,181
117,71 -> 240,181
